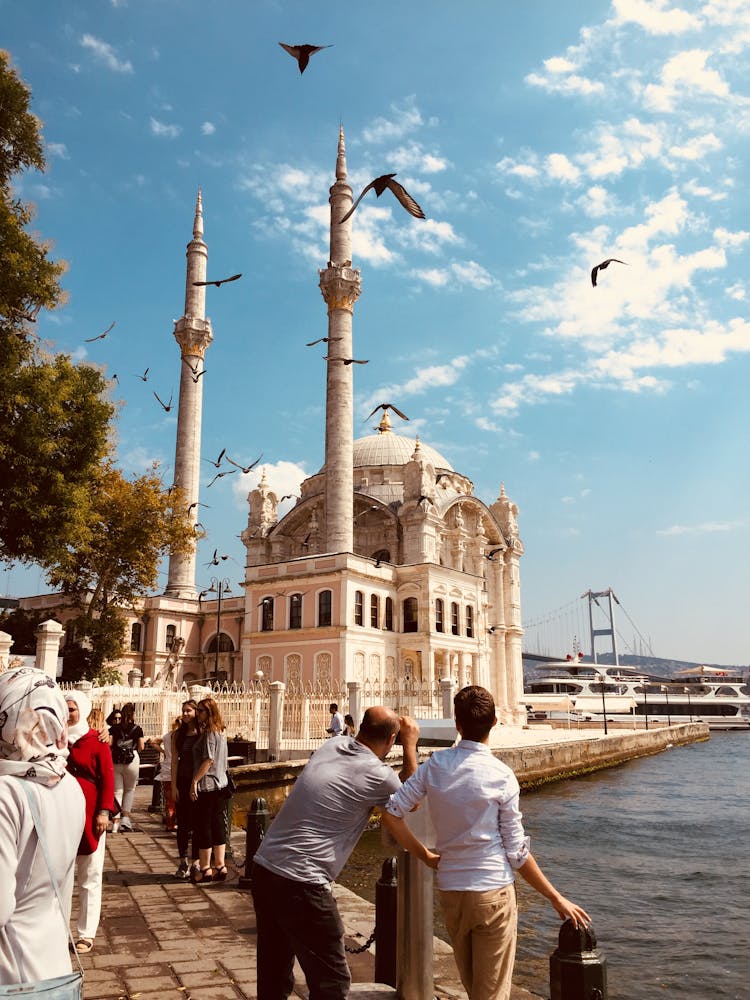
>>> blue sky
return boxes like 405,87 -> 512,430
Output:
3,0 -> 748,665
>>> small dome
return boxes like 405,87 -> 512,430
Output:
352,432 -> 453,471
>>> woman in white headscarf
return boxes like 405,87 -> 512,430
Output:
0,666 -> 85,985
65,688 -> 115,954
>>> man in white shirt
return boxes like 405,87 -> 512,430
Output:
325,702 -> 344,737
382,685 -> 590,1000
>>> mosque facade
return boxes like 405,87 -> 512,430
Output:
16,131 -> 526,726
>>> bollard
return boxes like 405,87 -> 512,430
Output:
550,919 -> 608,1000
374,857 -> 398,987
238,796 -> 270,890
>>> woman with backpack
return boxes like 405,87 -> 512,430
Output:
171,699 -> 200,879
108,702 -> 144,833
190,697 -> 229,883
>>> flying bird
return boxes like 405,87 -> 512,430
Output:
111,373 -> 119,385
187,501 -> 210,514
193,273 -> 242,288
306,337 -> 342,347
366,402 -> 409,422
182,357 -> 204,376
278,42 -> 332,74
323,356 -> 368,365
134,367 -> 150,382
226,453 -> 262,475
84,321 -> 116,343
205,548 -> 230,567
485,547 -> 504,561
206,469 -> 237,488
591,258 -> 628,287
339,174 -> 425,225
280,493 -> 301,503
190,369 -> 206,383
204,448 -> 227,469
153,390 -> 173,412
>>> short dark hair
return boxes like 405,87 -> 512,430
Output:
358,707 -> 398,745
329,703 -> 338,712
454,685 -> 496,741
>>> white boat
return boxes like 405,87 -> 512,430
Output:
524,661 -> 750,731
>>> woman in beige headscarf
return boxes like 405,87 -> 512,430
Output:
0,666 -> 85,984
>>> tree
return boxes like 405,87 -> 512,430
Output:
47,464 -> 195,672
0,50 -> 115,566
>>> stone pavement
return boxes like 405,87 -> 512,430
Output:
73,785 -> 541,999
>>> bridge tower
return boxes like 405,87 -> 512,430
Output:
581,588 -> 620,666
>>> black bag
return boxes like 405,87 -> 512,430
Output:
111,725 -> 136,765
221,773 -> 236,799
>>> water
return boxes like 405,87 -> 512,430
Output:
338,735 -> 749,998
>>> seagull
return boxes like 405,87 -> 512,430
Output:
84,321 -> 116,343
206,469 -> 237,488
280,493 -> 301,503
591,258 -> 628,287
485,547 -> 503,561
187,501 -> 210,514
205,548 -> 230,567
323,356 -> 369,365
339,174 -> 425,225
306,337 -> 342,347
366,402 -> 409,422
226,453 -> 262,474
278,42 -> 332,74
182,357 -> 202,374
153,390 -> 173,412
193,273 -> 242,288
204,448 -> 227,469
134,367 -> 150,382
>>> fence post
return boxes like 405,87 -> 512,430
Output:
395,797 -> 435,999
34,620 -> 63,680
550,919 -> 608,1000
347,680 -> 362,730
374,857 -> 398,987
128,667 -> 143,688
439,676 -> 455,719
238,796 -> 270,890
268,681 -> 285,761
0,631 -> 13,672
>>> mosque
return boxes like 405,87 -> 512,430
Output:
17,130 -> 527,726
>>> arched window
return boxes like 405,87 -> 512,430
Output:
261,597 -> 274,632
403,597 -> 418,633
435,599 -> 445,634
354,590 -> 364,626
370,594 -> 380,628
372,548 -> 390,565
384,597 -> 393,631
318,590 -> 332,627
130,622 -> 142,652
466,605 -> 474,638
165,624 -> 176,650
451,602 -> 459,636
290,593 -> 303,629
207,632 -> 234,653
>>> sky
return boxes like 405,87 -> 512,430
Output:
2,0 -> 748,666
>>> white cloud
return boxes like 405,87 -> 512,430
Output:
80,34 -> 133,73
713,226 -> 749,248
390,142 -> 448,174
577,185 -> 616,218
361,97 -> 423,143
364,355 -> 472,411
525,70 -> 604,97
46,142 -> 69,159
657,519 -> 745,536
612,0 -> 701,35
644,49 -> 730,112
149,117 -> 181,139
201,121 -> 216,136
231,460 -> 309,516
545,153 -> 581,183
669,131 -> 722,160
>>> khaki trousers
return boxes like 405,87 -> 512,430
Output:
439,884 -> 517,1000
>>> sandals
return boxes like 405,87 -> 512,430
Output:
213,865 -> 228,882
75,938 -> 94,954
191,866 -> 212,884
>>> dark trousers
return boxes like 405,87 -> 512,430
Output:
175,775 -> 196,859
193,788 -> 227,850
250,862 -> 351,1000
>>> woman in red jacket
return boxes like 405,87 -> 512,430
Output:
65,690 -> 115,954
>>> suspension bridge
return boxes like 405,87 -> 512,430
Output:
522,588 -> 655,664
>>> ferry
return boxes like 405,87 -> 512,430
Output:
524,660 -> 750,731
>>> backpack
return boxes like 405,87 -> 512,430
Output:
112,726 -> 136,765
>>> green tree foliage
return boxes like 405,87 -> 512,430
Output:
0,606 -> 54,654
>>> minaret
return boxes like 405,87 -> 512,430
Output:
318,128 -> 362,552
165,190 -> 214,597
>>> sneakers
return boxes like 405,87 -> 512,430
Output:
175,859 -> 190,879
111,819 -> 120,834
119,818 -> 133,833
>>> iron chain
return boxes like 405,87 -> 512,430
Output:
345,927 -> 376,954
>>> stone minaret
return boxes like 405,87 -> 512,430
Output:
318,128 -> 362,552
165,190 -> 214,597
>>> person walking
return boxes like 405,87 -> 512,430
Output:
190,697 -> 229,883
0,666 -> 85,984
251,707 -> 418,1000
382,685 -> 590,1000
109,702 -> 144,833
343,713 -> 355,736
171,699 -> 200,879
326,702 -> 344,736
65,689 -> 115,954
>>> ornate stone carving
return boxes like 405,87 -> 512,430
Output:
286,653 -> 301,685
318,266 -> 362,312
315,652 -> 332,686
173,316 -> 213,357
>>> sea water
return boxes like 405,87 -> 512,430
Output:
338,734 -> 748,999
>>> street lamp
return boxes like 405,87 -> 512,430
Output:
642,681 -> 649,731
596,671 -> 608,736
684,685 -> 693,722
207,576 -> 232,683
662,684 -> 671,727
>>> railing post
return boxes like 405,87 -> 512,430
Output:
347,680 -> 362,731
34,620 -> 63,680
550,919 -> 608,1000
395,798 -> 435,999
439,676 -> 455,719
268,681 -> 285,762
0,631 -> 12,672
374,857 -> 398,987
238,796 -> 270,890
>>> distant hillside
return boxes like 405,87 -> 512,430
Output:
524,651 -> 747,680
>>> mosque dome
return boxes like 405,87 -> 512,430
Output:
352,427 -> 453,471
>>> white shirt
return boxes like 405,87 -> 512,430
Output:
328,711 -> 344,736
385,740 -> 530,891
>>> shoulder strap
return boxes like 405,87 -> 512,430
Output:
16,777 -> 85,977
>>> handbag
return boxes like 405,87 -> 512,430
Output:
1,780 -> 84,999
221,772 -> 236,799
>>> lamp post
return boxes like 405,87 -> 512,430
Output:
208,576 -> 231,683
642,682 -> 649,731
596,671 -> 608,736
684,685 -> 693,722
662,684 -> 671,727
